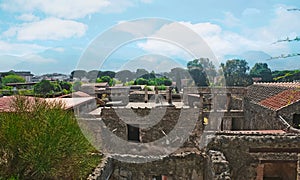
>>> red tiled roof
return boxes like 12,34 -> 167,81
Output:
0,96 -> 38,112
0,96 -> 13,112
254,82 -> 300,88
259,89 -> 300,111
0,96 -> 95,112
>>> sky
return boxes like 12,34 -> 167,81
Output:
0,0 -> 300,75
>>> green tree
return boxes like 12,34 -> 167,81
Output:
196,58 -> 217,83
97,76 -> 113,86
135,78 -> 148,85
73,81 -> 82,91
115,70 -> 135,83
136,69 -> 149,78
70,70 -> 87,80
2,74 -> 25,86
98,71 -> 116,78
250,63 -> 273,82
187,59 -> 209,86
34,80 -> 61,95
221,59 -> 253,86
87,70 -> 100,82
59,81 -> 72,91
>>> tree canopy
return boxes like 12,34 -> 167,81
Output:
34,80 -> 61,95
221,59 -> 253,86
187,59 -> 209,87
250,63 -> 273,82
1,74 -> 25,86
115,70 -> 135,83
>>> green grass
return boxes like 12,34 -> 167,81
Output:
0,96 -> 101,179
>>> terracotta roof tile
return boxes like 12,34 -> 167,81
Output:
0,96 -> 13,112
259,89 -> 300,111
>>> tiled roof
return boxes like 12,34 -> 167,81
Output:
247,84 -> 288,103
254,82 -> 300,88
0,96 -> 95,112
0,96 -> 37,112
0,96 -> 13,112
247,82 -> 300,111
259,89 -> 300,111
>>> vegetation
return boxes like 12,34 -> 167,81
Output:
187,59 -> 209,86
33,80 -> 72,96
221,59 -> 253,86
134,77 -> 172,86
0,96 -> 101,179
33,80 -> 61,96
72,81 -> 82,91
1,75 -> 25,88
96,75 -> 114,86
250,63 -> 273,82
272,69 -> 300,82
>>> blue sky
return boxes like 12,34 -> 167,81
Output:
0,0 -> 300,75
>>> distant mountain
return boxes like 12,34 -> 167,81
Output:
224,51 -> 300,70
0,47 -> 81,75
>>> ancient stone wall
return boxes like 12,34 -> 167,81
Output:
110,152 -> 204,180
100,107 -> 203,147
244,98 -> 300,130
278,100 -> 300,126
207,132 -> 300,179
87,156 -> 114,180
205,150 -> 231,179
243,99 -> 281,130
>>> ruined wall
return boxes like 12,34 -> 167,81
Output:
110,152 -> 205,180
205,150 -> 231,180
88,156 -> 114,180
244,98 -> 300,130
100,107 -> 203,147
278,100 -> 300,126
207,132 -> 300,179
243,99 -> 282,130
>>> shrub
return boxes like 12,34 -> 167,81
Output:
0,96 -> 101,179
157,85 -> 167,91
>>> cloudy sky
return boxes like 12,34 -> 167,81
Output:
0,0 -> 300,75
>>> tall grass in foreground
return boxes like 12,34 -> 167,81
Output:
0,96 -> 101,179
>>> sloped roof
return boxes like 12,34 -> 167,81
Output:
0,96 -> 95,112
0,96 -> 13,112
247,82 -> 300,111
59,91 -> 91,98
259,89 -> 300,111
0,96 -> 37,112
247,83 -> 289,103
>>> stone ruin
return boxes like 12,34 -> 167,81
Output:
82,87 -> 300,180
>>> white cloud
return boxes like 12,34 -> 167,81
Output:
179,22 -> 221,37
221,12 -> 241,27
242,8 -> 261,16
0,40 -> 48,56
137,20 -> 290,62
1,0 -> 110,19
16,13 -> 40,22
52,47 -> 65,52
23,54 -> 57,63
140,0 -> 152,4
137,40 -> 193,60
121,54 -> 183,72
270,5 -> 300,38
0,0 -> 151,19
3,18 -> 87,41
